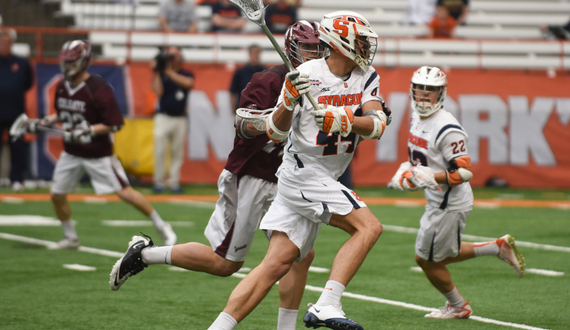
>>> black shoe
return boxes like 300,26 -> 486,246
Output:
110,234 -> 153,291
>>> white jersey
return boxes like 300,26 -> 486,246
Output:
277,58 -> 382,180
409,108 -> 473,211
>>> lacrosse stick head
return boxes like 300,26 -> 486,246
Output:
229,0 -> 266,26
235,108 -> 274,132
9,113 -> 29,141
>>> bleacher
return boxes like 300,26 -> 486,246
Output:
51,0 -> 570,69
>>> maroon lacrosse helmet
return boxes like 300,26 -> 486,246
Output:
59,40 -> 92,80
285,20 -> 327,68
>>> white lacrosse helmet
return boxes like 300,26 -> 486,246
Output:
410,66 -> 447,117
319,10 -> 378,71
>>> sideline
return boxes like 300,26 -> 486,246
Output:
2,193 -> 570,209
0,232 -> 552,330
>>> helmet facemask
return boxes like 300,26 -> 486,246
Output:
410,66 -> 447,117
289,40 -> 327,67
59,40 -> 92,81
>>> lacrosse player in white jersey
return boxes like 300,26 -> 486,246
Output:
208,10 -> 390,330
388,66 -> 525,319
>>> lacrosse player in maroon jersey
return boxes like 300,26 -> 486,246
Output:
389,66 -> 525,319
110,21 -> 325,330
30,40 -> 177,249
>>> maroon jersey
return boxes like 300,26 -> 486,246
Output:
224,64 -> 289,183
54,75 -> 124,158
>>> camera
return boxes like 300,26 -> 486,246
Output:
154,48 -> 174,73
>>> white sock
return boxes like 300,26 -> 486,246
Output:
141,246 -> 173,265
208,312 -> 238,330
473,241 -> 499,257
443,287 -> 466,308
61,220 -> 78,240
316,280 -> 345,307
277,308 -> 298,330
149,210 -> 166,229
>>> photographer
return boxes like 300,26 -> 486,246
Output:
151,46 -> 194,193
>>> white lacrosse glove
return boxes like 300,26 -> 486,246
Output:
26,118 -> 42,133
282,70 -> 310,111
64,121 -> 95,144
408,165 -> 441,191
380,99 -> 392,126
311,105 -> 354,137
387,161 -> 412,191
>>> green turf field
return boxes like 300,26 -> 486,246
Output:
0,187 -> 569,329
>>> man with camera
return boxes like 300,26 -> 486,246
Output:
152,46 -> 194,193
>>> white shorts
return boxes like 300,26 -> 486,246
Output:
51,152 -> 130,195
260,166 -> 366,260
415,205 -> 470,262
204,170 -> 277,262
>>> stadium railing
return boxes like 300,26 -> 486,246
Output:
6,26 -> 570,70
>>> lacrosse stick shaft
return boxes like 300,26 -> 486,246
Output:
258,25 -> 320,110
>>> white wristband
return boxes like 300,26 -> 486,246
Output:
265,111 -> 289,142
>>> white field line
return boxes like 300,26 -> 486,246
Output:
383,224 -> 570,253
63,264 -> 96,271
82,197 -> 108,204
0,232 -> 552,330
101,220 -> 194,227
1,197 -> 24,203
411,266 -> 563,277
0,215 -> 60,226
526,268 -> 564,276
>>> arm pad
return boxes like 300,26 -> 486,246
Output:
265,111 -> 289,143
446,155 -> 473,186
360,110 -> 387,140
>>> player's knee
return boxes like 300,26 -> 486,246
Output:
215,260 -> 243,277
264,258 -> 293,280
51,193 -> 66,204
366,220 -> 383,239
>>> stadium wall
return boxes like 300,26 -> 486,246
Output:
30,63 -> 570,188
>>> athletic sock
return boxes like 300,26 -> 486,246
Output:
149,210 -> 166,229
141,245 -> 173,265
473,240 -> 500,257
277,308 -> 298,330
62,219 -> 78,240
443,287 -> 466,308
316,280 -> 345,307
208,312 -> 238,330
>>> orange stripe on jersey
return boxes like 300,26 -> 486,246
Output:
408,132 -> 428,149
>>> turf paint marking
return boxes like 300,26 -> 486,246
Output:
1,196 -> 24,203
101,220 -> 195,227
526,268 -> 564,276
411,266 -> 563,277
64,264 -> 96,271
82,197 -> 108,204
383,224 -> 570,253
0,215 -> 60,226
168,266 -> 330,274
0,232 -> 553,330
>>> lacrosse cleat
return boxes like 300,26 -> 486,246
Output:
157,223 -> 177,246
425,301 -> 472,319
303,303 -> 363,330
497,234 -> 525,277
48,237 -> 80,250
110,234 -> 153,291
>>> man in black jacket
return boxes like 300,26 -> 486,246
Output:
0,28 -> 33,191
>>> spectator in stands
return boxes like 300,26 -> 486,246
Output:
0,28 -> 33,192
152,46 -> 195,194
211,0 -> 245,33
540,18 -> 570,40
265,0 -> 297,34
229,44 -> 265,109
428,5 -> 457,38
402,0 -> 438,25
158,0 -> 198,33
437,0 -> 469,26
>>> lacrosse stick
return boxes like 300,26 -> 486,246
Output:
9,113 -> 67,141
229,0 -> 320,111
235,108 -> 274,131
